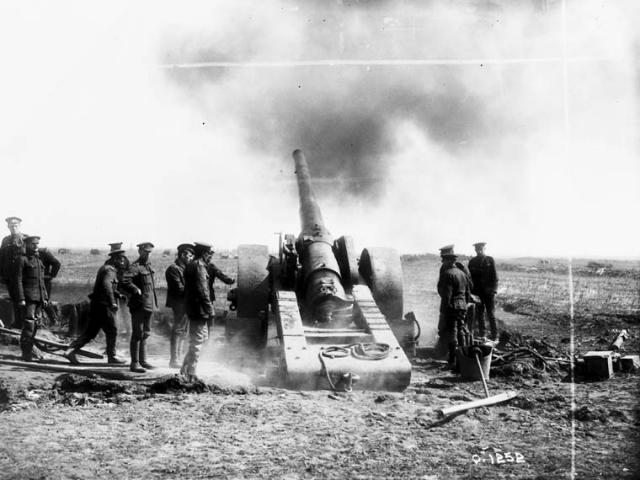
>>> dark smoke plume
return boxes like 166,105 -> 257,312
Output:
160,1 -> 570,199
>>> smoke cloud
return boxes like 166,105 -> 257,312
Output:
0,0 -> 638,257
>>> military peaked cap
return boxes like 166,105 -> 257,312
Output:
109,242 -> 124,251
5,216 -> 22,223
193,242 -> 213,254
473,242 -> 487,247
25,235 -> 40,243
136,242 -> 155,251
177,243 -> 195,254
439,244 -> 455,256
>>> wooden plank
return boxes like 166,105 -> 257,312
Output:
0,327 -> 103,359
437,391 -> 519,417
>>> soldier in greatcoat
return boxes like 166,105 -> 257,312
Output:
181,242 -> 216,380
165,243 -> 195,368
64,248 -> 131,364
437,252 -> 471,366
124,242 -> 157,373
468,242 -> 499,340
0,216 -> 27,328
13,235 -> 48,361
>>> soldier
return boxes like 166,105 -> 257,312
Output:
181,242 -> 216,380
37,248 -> 61,298
468,242 -> 499,340
0,216 -> 27,328
437,252 -> 471,366
438,244 -> 473,285
125,242 -> 157,373
13,236 -> 48,361
165,243 -> 195,368
64,248 -> 130,364
38,247 -> 61,323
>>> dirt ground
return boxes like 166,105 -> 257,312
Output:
1,257 -> 639,479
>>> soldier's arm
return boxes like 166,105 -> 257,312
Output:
196,263 -> 214,315
486,257 -> 498,291
14,258 -> 25,302
441,274 -> 454,307
165,265 -> 184,295
121,265 -> 142,296
209,263 -> 235,285
103,267 -> 118,307
48,251 -> 61,278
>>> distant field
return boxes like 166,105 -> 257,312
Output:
401,254 -> 640,343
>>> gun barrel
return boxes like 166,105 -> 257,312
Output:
291,149 -> 349,324
293,149 -> 331,241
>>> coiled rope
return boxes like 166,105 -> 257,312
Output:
319,343 -> 391,392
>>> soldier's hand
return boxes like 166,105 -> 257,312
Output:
109,303 -> 118,312
135,287 -> 142,296
19,300 -> 26,306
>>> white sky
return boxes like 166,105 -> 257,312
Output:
0,0 -> 638,258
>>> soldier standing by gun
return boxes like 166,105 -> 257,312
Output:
64,248 -> 130,364
165,243 -> 195,368
38,247 -> 61,323
437,252 -> 471,367
468,242 -> 499,340
124,242 -> 157,373
0,216 -> 27,328
13,235 -> 48,361
206,257 -> 235,333
181,242 -> 216,380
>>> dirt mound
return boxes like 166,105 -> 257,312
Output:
148,375 -> 210,394
491,331 -> 572,380
54,373 -> 140,396
0,379 -> 16,409
501,298 -> 543,316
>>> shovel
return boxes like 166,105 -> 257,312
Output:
437,344 -> 517,417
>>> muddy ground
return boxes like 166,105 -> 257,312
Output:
1,257 -> 639,479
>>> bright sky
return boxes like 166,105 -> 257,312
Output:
0,0 -> 638,258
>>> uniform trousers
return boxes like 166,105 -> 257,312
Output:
475,292 -> 497,338
181,316 -> 209,377
20,301 -> 43,359
71,302 -> 118,357
439,308 -> 468,348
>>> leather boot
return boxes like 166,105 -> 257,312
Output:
130,340 -> 145,373
169,334 -> 179,368
448,342 -> 459,372
106,334 -> 126,364
20,320 -> 36,362
139,340 -> 154,370
64,347 -> 80,365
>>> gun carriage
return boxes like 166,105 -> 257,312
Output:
226,150 -> 415,391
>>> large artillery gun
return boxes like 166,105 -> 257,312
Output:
226,150 -> 415,391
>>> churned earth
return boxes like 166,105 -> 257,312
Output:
0,256 -> 639,479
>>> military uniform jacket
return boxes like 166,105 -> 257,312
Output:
14,252 -> 48,303
468,255 -> 498,295
38,248 -> 61,281
165,260 -> 187,308
207,262 -> 234,301
125,259 -> 158,312
184,258 -> 214,319
0,233 -> 26,280
90,263 -> 120,307
437,266 -> 469,312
